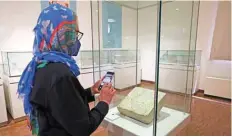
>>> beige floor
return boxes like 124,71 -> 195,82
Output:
0,82 -> 231,136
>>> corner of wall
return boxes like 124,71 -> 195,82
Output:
197,1 -> 219,90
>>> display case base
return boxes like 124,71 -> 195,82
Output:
0,81 -> 8,125
2,75 -> 25,120
104,107 -> 189,136
115,84 -> 141,91
0,121 -> 8,128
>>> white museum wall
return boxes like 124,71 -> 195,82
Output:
210,1 -> 231,61
0,1 -> 40,53
122,6 -> 137,50
0,1 -> 93,53
160,1 -> 193,50
76,1 -> 93,51
196,1 -> 231,99
138,6 -> 157,81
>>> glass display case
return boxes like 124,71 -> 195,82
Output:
91,0 -> 200,136
94,50 -> 111,65
1,51 -> 33,77
111,50 -> 138,64
0,50 -> 139,77
76,49 -> 140,89
76,50 -> 140,68
1,51 -> 31,119
75,50 -> 95,68
160,50 -> 201,66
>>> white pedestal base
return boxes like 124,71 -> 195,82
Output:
0,82 -> 8,124
104,107 -> 189,136
2,75 -> 25,119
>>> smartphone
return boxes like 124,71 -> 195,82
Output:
98,71 -> 115,91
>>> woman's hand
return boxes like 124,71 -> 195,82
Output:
98,83 -> 116,105
91,79 -> 102,95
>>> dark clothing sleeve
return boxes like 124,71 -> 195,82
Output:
48,76 -> 109,136
85,88 -> 95,103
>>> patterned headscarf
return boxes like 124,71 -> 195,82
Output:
17,3 -> 80,135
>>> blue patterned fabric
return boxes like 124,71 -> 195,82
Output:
17,4 -> 80,135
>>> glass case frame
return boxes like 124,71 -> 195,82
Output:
90,0 -> 200,136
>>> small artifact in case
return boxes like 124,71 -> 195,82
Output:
117,87 -> 166,124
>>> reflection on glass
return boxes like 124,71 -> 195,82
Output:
102,1 -> 122,48
160,50 -> 201,66
156,1 -> 200,136
1,52 -> 32,77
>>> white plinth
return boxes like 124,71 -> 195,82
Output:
0,80 -> 8,124
104,107 -> 189,136
2,75 -> 25,119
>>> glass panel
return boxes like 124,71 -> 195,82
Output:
74,1 -> 98,90
155,1 -> 200,136
75,50 -> 95,89
185,1 -> 200,113
90,1 -> 200,136
8,52 -> 32,76
1,51 -> 32,77
91,0 -> 101,85
91,1 -> 158,136
1,52 -> 9,76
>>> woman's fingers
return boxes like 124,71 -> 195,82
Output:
111,89 -> 116,95
104,83 -> 112,88
96,80 -> 102,86
109,86 -> 113,91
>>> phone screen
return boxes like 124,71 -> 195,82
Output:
98,72 -> 114,91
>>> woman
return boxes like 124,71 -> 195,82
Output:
18,1 -> 115,136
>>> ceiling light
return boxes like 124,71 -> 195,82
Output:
108,19 -> 116,23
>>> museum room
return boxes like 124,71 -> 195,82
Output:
0,0 -> 231,136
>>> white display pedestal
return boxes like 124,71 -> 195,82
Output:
2,75 -> 25,119
104,107 -> 189,136
0,78 -> 8,124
